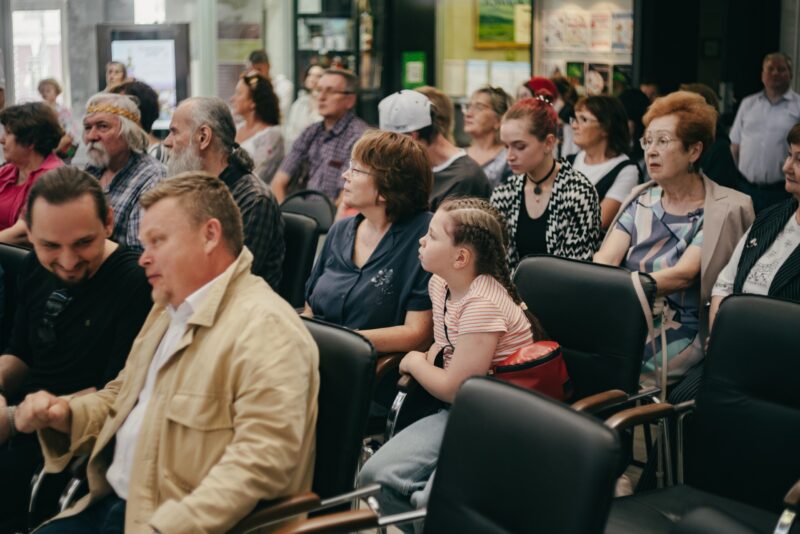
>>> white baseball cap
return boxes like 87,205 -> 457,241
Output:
378,90 -> 433,133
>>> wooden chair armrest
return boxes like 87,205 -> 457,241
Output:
605,402 -> 675,431
396,374 -> 419,393
230,492 -> 321,533
275,509 -> 379,534
571,389 -> 628,413
785,479 -> 800,507
375,353 -> 404,382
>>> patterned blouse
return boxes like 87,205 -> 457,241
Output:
617,186 -> 705,383
490,159 -> 600,269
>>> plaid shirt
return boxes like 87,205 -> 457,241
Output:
87,151 -> 166,252
279,111 -> 368,199
219,164 -> 285,289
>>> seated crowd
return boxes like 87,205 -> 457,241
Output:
0,50 -> 798,533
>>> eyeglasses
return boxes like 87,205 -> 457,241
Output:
569,115 -> 598,127
312,87 -> 355,97
640,134 -> 678,151
346,160 -> 371,176
36,289 -> 72,348
460,102 -> 491,114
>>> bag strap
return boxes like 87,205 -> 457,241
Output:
630,271 -> 668,402
595,159 -> 639,200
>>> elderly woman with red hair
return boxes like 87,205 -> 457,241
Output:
595,91 -> 754,399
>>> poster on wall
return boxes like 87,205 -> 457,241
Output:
539,58 -> 566,78
590,12 -> 612,52
586,63 -> 611,95
612,64 -> 633,94
566,61 -> 585,89
612,12 -> 634,53
543,10 -> 590,52
465,59 -> 490,96
475,0 -> 531,49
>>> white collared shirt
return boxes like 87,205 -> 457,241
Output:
106,276 -> 220,499
730,89 -> 800,185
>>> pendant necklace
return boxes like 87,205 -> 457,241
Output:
527,158 -> 557,195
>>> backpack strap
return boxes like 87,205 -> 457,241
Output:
595,159 -> 641,200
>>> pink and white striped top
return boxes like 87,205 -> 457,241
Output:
429,274 -> 533,369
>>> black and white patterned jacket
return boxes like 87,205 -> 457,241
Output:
490,160 -> 601,268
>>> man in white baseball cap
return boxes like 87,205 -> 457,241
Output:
378,88 -> 490,210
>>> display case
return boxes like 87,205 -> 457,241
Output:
293,0 -> 435,125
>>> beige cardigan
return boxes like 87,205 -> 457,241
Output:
603,175 -> 754,342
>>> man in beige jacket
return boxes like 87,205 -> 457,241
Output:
14,172 -> 319,533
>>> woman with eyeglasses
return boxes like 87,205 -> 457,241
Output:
491,96 -> 601,269
594,91 -> 753,397
231,73 -> 284,183
304,129 -> 433,355
569,95 -> 641,230
463,86 -> 514,188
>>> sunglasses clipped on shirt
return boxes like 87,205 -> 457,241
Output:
36,288 -> 73,348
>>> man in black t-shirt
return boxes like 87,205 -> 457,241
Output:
0,167 -> 152,532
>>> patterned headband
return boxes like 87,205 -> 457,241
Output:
86,103 -> 141,125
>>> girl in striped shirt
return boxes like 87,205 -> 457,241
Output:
359,197 -> 543,528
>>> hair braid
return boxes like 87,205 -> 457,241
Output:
439,197 -> 549,340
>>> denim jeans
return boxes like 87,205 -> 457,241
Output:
35,494 -> 126,534
358,409 -> 449,533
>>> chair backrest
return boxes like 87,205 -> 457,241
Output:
281,190 -> 336,234
687,295 -> 800,512
514,255 -> 655,400
278,212 -> 319,308
425,377 -> 620,534
302,317 -> 376,499
0,243 -> 31,347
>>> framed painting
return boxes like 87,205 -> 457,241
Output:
475,0 -> 531,49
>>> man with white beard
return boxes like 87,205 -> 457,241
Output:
164,97 -> 285,289
83,93 -> 165,251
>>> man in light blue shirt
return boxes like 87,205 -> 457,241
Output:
730,52 -> 800,213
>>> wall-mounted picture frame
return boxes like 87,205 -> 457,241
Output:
475,0 -> 531,50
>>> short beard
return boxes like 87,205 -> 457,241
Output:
167,141 -> 204,176
86,142 -> 110,168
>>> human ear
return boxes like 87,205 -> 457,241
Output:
203,219 -> 223,253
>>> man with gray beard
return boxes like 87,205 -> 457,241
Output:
164,97 -> 285,289
83,93 -> 166,251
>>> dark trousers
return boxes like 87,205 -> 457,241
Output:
736,176 -> 792,215
0,432 -> 44,533
35,494 -> 126,534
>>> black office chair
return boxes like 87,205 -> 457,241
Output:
230,317 -> 376,533
271,377 -> 622,534
0,243 -> 31,347
604,295 -> 800,533
514,255 -> 655,402
277,212 -> 319,308
281,190 -> 335,234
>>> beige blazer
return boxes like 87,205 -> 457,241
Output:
38,249 -> 320,534
604,175 -> 754,341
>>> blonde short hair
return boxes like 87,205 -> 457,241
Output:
140,172 -> 244,257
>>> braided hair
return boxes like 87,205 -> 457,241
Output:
439,197 -> 548,340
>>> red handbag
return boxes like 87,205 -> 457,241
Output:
490,341 -> 572,401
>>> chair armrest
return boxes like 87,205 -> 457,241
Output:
571,389 -> 628,413
605,402 -> 675,431
230,493 -> 322,533
275,509 -> 379,534
785,479 -> 800,507
397,374 -> 418,393
375,353 -> 404,382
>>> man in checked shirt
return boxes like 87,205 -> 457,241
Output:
271,68 -> 368,204
83,93 -> 166,252
164,97 -> 285,289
